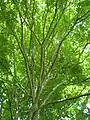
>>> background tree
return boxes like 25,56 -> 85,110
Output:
0,0 -> 90,120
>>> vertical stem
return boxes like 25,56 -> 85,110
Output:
0,93 -> 3,120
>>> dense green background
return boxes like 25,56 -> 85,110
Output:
0,0 -> 90,120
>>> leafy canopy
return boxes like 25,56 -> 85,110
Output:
0,0 -> 90,120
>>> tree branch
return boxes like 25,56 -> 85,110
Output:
41,81 -> 66,106
42,1 -> 58,45
11,0 -> 41,45
44,92 -> 90,106
47,9 -> 90,77
34,92 -> 90,113
0,1 -> 34,93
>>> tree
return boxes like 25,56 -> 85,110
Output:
0,0 -> 90,120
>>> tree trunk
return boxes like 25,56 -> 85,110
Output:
29,103 -> 40,120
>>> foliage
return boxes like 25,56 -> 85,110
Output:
0,0 -> 90,120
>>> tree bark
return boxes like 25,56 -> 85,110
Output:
29,103 -> 40,120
